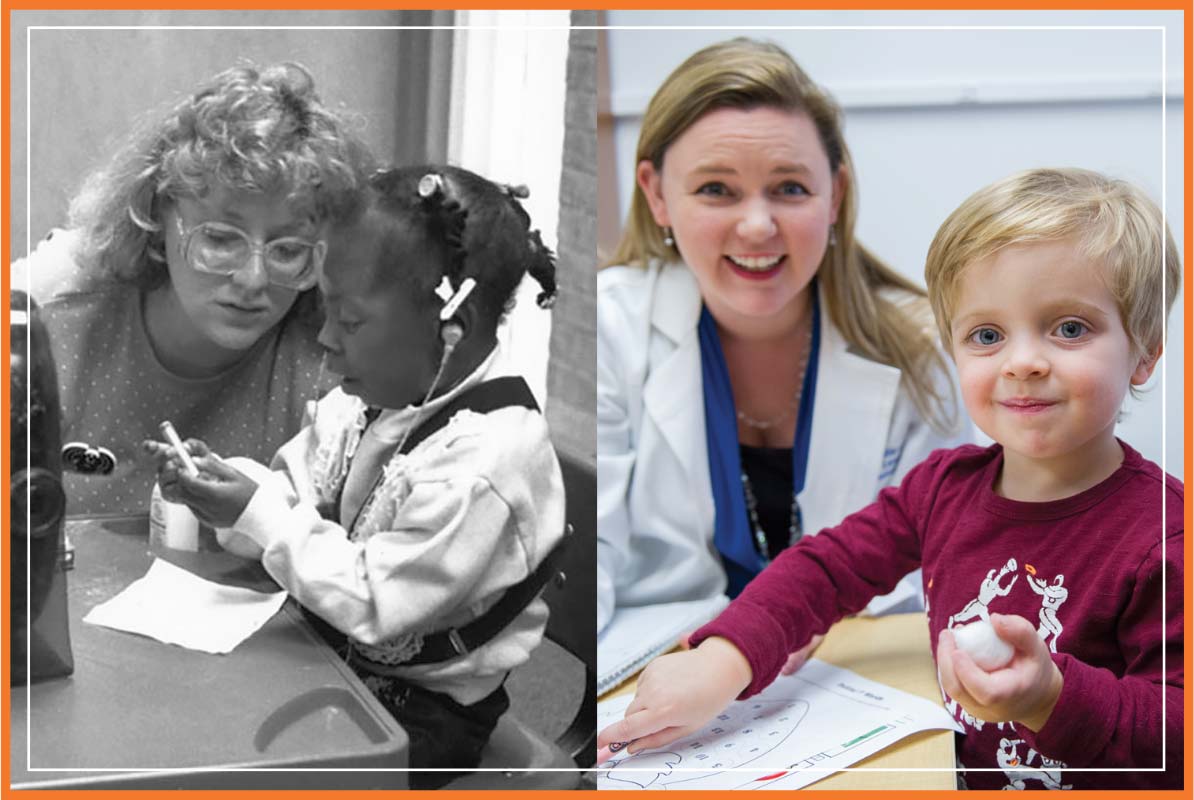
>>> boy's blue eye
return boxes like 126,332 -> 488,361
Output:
968,327 -> 1002,346
776,181 -> 809,197
1055,320 -> 1088,340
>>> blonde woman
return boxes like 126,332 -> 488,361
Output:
597,38 -> 969,640
16,63 -> 373,515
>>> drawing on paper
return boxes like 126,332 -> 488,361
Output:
597,659 -> 961,792
731,712 -> 921,790
602,699 -> 809,789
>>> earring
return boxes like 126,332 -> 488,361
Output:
828,225 -> 838,248
662,226 -> 675,247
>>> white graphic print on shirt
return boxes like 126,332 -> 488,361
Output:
997,738 -> 1073,791
939,557 -> 1073,789
1027,572 -> 1068,653
947,557 -> 1018,627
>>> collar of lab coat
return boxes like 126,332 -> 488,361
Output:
643,262 -> 712,510
643,261 -> 902,537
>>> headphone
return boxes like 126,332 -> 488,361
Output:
438,277 -> 476,352
419,171 -> 475,355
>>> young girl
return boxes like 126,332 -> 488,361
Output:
15,62 -> 372,515
146,165 -> 565,788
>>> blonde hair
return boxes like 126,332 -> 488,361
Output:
68,62 -> 373,303
608,37 -> 957,434
925,168 -> 1181,368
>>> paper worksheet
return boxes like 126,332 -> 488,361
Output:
597,658 -> 962,791
83,558 -> 288,654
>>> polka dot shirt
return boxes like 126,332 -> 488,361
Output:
24,231 -> 333,516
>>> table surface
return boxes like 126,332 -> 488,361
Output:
602,612 -> 957,791
9,515 -> 409,790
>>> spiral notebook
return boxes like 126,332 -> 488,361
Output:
597,595 -> 731,695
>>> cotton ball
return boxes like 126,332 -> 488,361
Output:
951,619 -> 1014,670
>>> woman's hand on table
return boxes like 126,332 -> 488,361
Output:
597,636 -> 752,758
142,438 -> 257,528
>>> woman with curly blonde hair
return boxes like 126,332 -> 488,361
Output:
17,62 -> 374,514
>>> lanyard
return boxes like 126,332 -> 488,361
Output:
701,286 -> 822,595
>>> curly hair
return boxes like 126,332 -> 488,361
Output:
67,61 -> 374,308
364,164 -> 558,327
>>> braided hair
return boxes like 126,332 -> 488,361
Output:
365,165 -> 558,326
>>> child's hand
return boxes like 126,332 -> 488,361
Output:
780,633 -> 824,675
597,637 -> 752,757
937,613 -> 1063,732
141,438 -> 257,528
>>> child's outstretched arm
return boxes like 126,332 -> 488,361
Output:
597,637 -> 751,757
211,404 -> 564,647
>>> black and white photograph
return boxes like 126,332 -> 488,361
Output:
9,8 -> 596,790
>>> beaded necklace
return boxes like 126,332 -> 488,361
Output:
740,467 -> 802,562
736,311 -> 813,561
735,310 -> 813,431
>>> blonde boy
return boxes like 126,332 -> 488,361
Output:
598,168 -> 1183,789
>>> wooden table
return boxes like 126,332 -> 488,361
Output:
9,515 -> 409,790
602,612 -> 957,791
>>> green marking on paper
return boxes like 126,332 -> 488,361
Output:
841,725 -> 887,748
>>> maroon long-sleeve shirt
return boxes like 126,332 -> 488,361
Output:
692,442 -> 1183,790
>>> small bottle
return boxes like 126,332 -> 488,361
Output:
148,482 -> 200,554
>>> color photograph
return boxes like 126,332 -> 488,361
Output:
595,8 -> 1184,792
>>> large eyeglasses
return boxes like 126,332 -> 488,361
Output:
174,216 -> 325,290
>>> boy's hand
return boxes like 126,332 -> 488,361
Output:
937,613 -> 1063,732
597,637 -> 752,757
142,439 -> 257,528
780,634 -> 824,675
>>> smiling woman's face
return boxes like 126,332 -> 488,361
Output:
161,187 -> 312,354
637,106 -> 842,332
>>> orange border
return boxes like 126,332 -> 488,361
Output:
2,3 -> 1191,800
0,0 -> 1190,8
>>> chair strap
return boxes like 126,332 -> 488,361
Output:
365,525 -> 573,668
346,375 -> 565,669
399,375 -> 540,456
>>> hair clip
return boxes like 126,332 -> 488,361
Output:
440,277 -> 478,322
62,442 -> 117,475
501,183 -> 530,200
418,173 -> 446,199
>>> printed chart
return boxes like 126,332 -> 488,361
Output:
597,659 -> 961,791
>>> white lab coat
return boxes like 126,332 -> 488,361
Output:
597,260 -> 971,633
